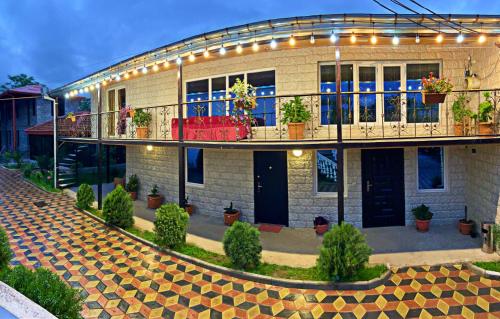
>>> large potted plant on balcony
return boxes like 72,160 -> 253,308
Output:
230,78 -> 256,110
452,93 -> 473,136
133,108 -> 152,139
412,204 -> 433,232
281,96 -> 311,140
472,92 -> 495,135
147,184 -> 163,209
421,72 -> 453,105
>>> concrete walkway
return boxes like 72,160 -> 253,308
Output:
133,200 -> 498,267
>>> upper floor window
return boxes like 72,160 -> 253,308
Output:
186,80 -> 209,117
417,147 -> 445,191
247,70 -> 275,126
320,64 -> 354,125
406,63 -> 440,123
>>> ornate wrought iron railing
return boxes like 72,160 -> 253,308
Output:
57,89 -> 500,142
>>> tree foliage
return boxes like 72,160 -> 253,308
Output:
1,74 -> 39,92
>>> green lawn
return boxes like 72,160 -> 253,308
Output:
473,261 -> 500,272
85,208 -> 386,282
27,175 -> 60,193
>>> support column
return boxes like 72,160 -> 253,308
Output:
53,97 -> 58,189
177,63 -> 186,207
97,87 -> 103,209
12,99 -> 16,151
335,47 -> 345,224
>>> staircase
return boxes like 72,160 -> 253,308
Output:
57,145 -> 88,188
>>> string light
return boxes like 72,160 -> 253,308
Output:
456,32 -> 464,43
370,34 -> 377,44
84,87 -> 89,93
436,33 -> 444,43
79,89 -> 84,93
95,83 -> 100,89
310,34 -> 315,44
330,31 -> 338,43
478,34 -> 486,43
270,38 -> 277,49
64,93 -> 70,99
152,63 -> 159,71
392,35 -> 400,45
289,35 -> 296,46
102,80 -> 107,86
142,66 -> 148,74
252,41 -> 259,52
163,60 -> 170,68
415,33 -> 420,43
124,72 -> 130,79
219,45 -> 226,55
350,32 -> 356,44
133,68 -> 138,75
203,48 -> 210,58
189,52 -> 195,62
176,56 -> 182,65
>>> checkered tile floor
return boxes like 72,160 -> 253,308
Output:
0,168 -> 499,318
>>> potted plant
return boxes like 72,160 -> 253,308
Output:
133,108 -> 152,139
472,92 -> 495,135
421,72 -> 453,104
147,184 -> 163,209
281,96 -> 312,140
459,206 -> 474,235
451,93 -> 473,136
412,204 -> 433,232
66,112 -> 76,122
223,202 -> 240,226
229,78 -> 256,110
183,196 -> 194,215
313,216 -> 329,235
113,176 -> 125,188
126,174 -> 139,201
116,107 -> 129,135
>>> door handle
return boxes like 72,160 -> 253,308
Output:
366,180 -> 372,192
257,182 -> 263,192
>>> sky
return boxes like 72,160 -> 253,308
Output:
0,0 -> 497,89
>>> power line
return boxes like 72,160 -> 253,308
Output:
407,0 -> 479,33
389,0 -> 460,32
371,0 -> 440,32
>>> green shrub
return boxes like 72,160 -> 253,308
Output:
0,226 -> 12,270
412,204 -> 433,220
154,203 -> 189,248
126,174 -> 139,192
11,151 -> 23,168
102,185 -> 134,228
35,155 -> 53,171
76,183 -> 95,210
316,223 -> 372,281
0,266 -> 83,319
223,221 -> 262,270
21,163 -> 34,178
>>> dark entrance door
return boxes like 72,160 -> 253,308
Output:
362,148 -> 405,228
254,151 -> 288,226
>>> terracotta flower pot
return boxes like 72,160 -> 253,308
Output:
416,219 -> 431,232
113,177 -> 125,188
478,123 -> 494,135
136,127 -> 149,139
224,211 -> 240,226
314,223 -> 329,235
422,92 -> 446,104
288,122 -> 305,140
454,124 -> 465,136
459,219 -> 473,235
184,204 -> 194,215
147,195 -> 163,209
127,109 -> 135,118
128,191 -> 137,201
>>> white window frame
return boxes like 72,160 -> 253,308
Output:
184,68 -> 277,125
318,60 -> 442,126
416,146 -> 448,193
313,149 -> 348,198
185,147 -> 205,187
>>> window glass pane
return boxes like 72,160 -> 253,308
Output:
187,148 -> 204,184
186,80 -> 209,117
317,149 -> 338,192
418,147 -> 444,190
320,65 -> 353,125
247,71 -> 276,126
359,66 -> 376,122
118,88 -> 126,109
384,66 -> 401,121
406,63 -> 440,123
211,77 -> 226,116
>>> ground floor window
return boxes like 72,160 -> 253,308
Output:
316,149 -> 338,193
186,148 -> 204,185
417,147 -> 445,190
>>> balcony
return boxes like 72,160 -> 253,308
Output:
57,89 -> 500,147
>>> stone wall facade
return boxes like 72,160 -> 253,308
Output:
126,144 -> 475,228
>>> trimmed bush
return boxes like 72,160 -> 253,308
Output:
0,226 -> 12,270
21,163 -> 34,178
76,183 -> 95,210
316,222 -> 372,281
154,203 -> 189,248
102,185 -> 134,228
0,266 -> 83,319
223,221 -> 262,270
35,155 -> 53,171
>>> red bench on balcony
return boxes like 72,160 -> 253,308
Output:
172,116 -> 250,141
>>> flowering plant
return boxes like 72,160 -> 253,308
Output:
116,106 -> 131,134
421,72 -> 453,94
229,78 -> 257,110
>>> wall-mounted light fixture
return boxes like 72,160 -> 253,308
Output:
292,149 -> 303,157
146,145 -> 153,151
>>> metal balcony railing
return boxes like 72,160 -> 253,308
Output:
57,89 -> 500,142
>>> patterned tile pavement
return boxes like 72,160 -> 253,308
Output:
0,168 -> 499,319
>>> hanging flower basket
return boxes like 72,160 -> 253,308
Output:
127,109 -> 135,118
420,72 -> 453,105
422,92 -> 447,104
66,113 -> 76,122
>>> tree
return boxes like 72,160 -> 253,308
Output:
1,74 -> 39,92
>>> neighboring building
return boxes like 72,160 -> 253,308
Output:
51,14 -> 500,229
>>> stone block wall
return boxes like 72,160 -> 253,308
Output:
464,144 -> 500,225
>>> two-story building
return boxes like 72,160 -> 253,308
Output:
51,14 -> 500,230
